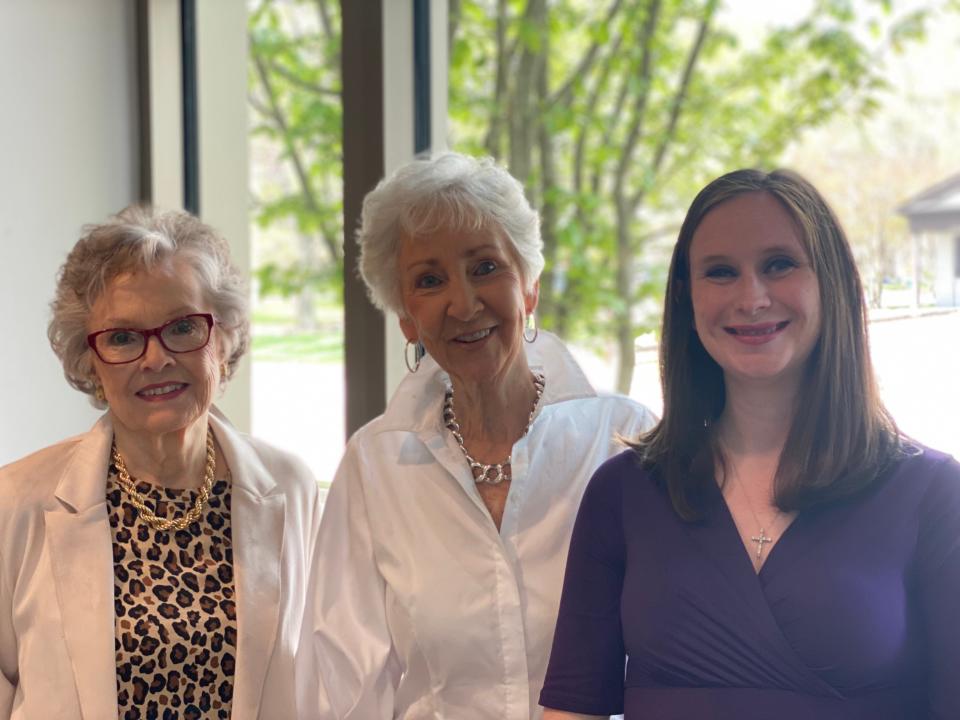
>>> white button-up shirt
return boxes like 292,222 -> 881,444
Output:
299,332 -> 656,720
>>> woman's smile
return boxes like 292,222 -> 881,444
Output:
135,381 -> 189,401
452,326 -> 495,343
723,320 -> 790,345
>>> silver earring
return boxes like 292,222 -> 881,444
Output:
523,313 -> 538,343
404,340 -> 424,373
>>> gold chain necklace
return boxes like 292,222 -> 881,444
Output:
111,426 -> 216,531
443,372 -> 545,485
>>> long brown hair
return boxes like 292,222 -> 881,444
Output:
636,169 -> 900,520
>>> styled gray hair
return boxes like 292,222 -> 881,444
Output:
358,152 -> 544,316
49,205 -> 249,407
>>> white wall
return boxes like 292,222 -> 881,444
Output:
139,0 -> 252,431
196,0 -> 251,432
933,234 -> 958,306
0,0 -> 140,464
382,0 -> 449,400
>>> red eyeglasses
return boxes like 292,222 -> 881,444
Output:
86,313 -> 215,364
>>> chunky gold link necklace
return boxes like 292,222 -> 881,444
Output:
111,426 -> 216,531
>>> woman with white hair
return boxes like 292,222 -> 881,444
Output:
298,152 -> 656,720
0,207 -> 321,719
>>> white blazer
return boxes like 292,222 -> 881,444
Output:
0,408 -> 321,720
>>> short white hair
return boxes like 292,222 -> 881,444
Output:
357,152 -> 544,316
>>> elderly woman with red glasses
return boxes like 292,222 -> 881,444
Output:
0,207 -> 321,719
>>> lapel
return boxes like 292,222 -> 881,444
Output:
210,411 -> 285,720
44,414 -> 119,720
682,489 -> 842,698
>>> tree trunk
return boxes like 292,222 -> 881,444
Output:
251,47 -> 340,264
507,0 -> 546,182
448,0 -> 462,53
536,22 -> 559,326
614,202 -> 635,394
608,0 -> 661,394
912,233 -> 922,308
296,233 -> 319,331
483,0 -> 508,158
616,315 -> 636,395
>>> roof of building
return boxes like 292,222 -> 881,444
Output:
898,172 -> 960,232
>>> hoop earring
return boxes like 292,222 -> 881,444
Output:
220,362 -> 228,380
404,340 -> 424,373
523,313 -> 538,343
94,385 -> 106,403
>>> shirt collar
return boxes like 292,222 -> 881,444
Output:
375,330 -> 597,436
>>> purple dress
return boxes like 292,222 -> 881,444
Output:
539,447 -> 960,719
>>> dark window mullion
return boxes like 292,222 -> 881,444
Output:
413,0 -> 431,154
181,0 -> 199,214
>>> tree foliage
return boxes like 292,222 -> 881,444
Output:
449,0 -> 940,391
248,0 -> 944,389
248,0 -> 343,327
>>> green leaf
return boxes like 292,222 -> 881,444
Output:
889,9 -> 928,52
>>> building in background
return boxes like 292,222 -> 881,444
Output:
900,172 -> 960,307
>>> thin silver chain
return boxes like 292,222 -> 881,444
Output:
443,372 -> 545,485
725,459 -> 786,564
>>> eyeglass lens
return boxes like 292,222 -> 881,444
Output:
94,315 -> 211,363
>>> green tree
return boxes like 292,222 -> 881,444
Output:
449,0 -> 940,391
248,0 -> 342,330
248,0 -> 947,389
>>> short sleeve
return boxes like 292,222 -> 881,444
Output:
913,455 -> 960,719
539,451 -> 632,716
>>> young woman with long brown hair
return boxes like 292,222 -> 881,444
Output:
539,169 -> 960,719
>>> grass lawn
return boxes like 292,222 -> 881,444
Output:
251,298 -> 344,363
252,331 -> 343,363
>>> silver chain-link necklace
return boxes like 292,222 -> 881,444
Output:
443,372 -> 545,485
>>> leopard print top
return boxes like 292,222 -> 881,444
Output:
107,469 -> 237,720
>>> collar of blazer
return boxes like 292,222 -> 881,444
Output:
51,405 -> 281,513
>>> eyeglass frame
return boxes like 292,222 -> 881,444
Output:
86,313 -> 216,365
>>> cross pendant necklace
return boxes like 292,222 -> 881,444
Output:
750,528 -> 774,560
723,455 -> 783,567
